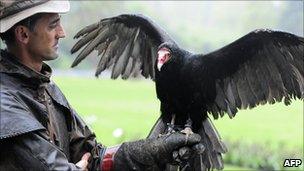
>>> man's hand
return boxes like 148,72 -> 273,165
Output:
76,152 -> 91,171
113,132 -> 203,170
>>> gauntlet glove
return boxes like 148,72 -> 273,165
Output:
113,132 -> 202,170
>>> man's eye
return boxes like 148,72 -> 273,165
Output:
49,24 -> 57,29
49,20 -> 60,28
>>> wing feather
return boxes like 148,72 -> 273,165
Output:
71,27 -> 101,54
243,63 -> 261,105
73,22 -> 100,39
236,69 -> 251,109
201,29 -> 304,118
122,57 -> 135,80
71,14 -> 174,80
72,27 -> 111,67
214,81 -> 228,118
95,36 -> 118,76
231,74 -> 243,108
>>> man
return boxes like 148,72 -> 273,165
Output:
0,1 -> 203,170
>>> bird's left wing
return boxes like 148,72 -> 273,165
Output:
200,29 -> 304,119
71,14 -> 174,80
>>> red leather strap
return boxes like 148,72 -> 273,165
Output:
101,145 -> 120,171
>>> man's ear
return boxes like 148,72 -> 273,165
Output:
14,26 -> 30,44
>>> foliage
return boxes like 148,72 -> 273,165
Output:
224,140 -> 303,170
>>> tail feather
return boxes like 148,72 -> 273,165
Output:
147,117 -> 166,138
148,117 -> 227,171
203,117 -> 228,154
190,117 -> 227,170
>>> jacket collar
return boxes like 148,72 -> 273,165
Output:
0,49 -> 52,86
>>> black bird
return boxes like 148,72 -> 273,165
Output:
71,14 -> 304,170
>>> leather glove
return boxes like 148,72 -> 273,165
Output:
113,132 -> 202,170
172,143 -> 205,165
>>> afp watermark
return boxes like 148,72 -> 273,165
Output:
283,159 -> 302,167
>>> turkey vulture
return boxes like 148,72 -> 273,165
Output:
71,14 -> 304,170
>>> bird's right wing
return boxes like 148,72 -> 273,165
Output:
201,30 -> 304,119
71,14 -> 174,80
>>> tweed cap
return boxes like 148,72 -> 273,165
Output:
0,0 -> 70,33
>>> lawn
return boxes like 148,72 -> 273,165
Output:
53,76 -> 303,170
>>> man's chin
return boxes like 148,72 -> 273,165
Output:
43,53 -> 59,61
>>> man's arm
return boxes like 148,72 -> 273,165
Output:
0,131 -> 88,171
68,109 -> 204,171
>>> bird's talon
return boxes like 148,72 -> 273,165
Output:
181,127 -> 193,144
180,127 -> 194,135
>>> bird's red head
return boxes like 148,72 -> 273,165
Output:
157,47 -> 171,71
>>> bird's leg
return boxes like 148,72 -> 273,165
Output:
181,116 -> 194,136
158,114 -> 176,137
166,114 -> 176,134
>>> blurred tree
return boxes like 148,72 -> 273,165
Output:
278,1 -> 303,36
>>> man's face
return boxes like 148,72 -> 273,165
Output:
27,13 -> 65,61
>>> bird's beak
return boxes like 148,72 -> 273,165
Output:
157,63 -> 163,71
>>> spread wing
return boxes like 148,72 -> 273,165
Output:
70,14 -> 174,80
201,29 -> 304,119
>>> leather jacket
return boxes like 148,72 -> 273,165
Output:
0,50 -> 103,170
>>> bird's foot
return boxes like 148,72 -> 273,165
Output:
158,122 -> 176,137
181,127 -> 193,144
180,127 -> 194,135
181,117 -> 194,136
167,122 -> 176,133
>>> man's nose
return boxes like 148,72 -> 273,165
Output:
56,24 -> 66,39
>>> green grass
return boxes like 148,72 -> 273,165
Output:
53,76 -> 303,148
53,76 -> 160,145
53,76 -> 303,170
224,164 -> 252,170
213,100 -> 303,150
